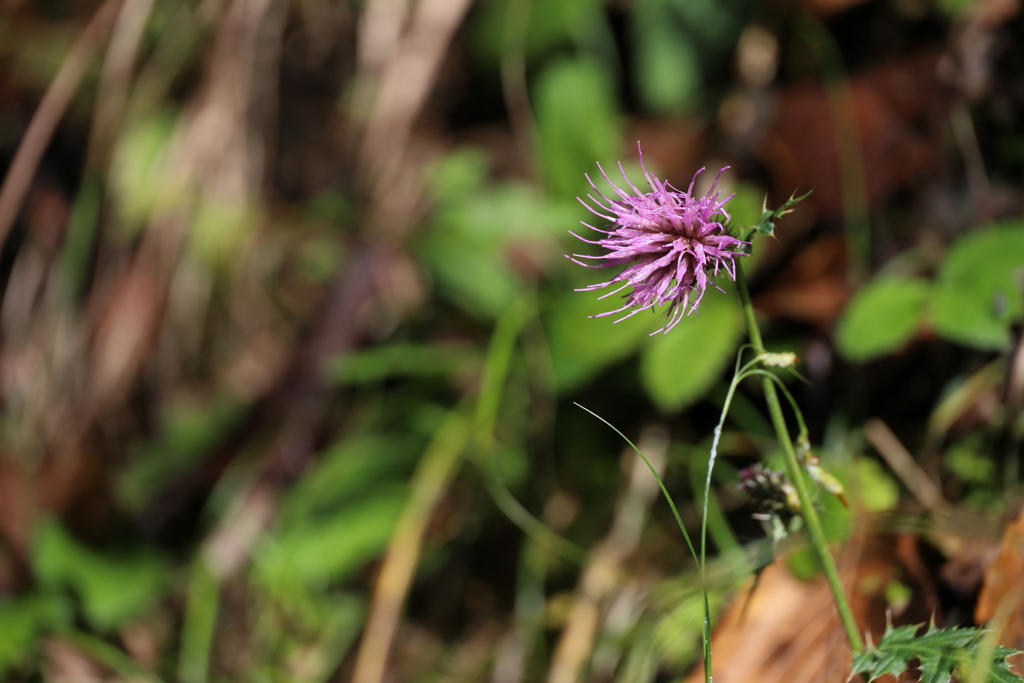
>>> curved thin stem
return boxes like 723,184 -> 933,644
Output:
574,403 -> 699,564
575,401 -> 710,683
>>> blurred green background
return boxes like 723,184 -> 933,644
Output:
0,0 -> 1022,680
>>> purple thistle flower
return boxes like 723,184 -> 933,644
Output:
567,145 -> 748,334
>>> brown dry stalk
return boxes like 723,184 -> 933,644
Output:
88,0 -> 159,170
351,411 -> 472,683
864,418 -> 949,513
356,0 -> 474,208
0,0 -> 123,247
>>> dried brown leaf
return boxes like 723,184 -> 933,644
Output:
976,509 -> 1024,673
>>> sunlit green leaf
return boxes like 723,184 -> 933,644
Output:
546,289 -> 654,390
855,457 -> 899,512
632,1 -> 700,113
931,222 -> 1024,350
637,569 -> 740,673
189,197 -> 257,268
111,111 -> 186,235
257,491 -> 406,587
33,523 -> 169,631
640,288 -> 743,413
423,155 -> 575,319
280,434 -> 419,526
836,277 -> 931,361
534,57 -> 621,199
650,588 -> 708,667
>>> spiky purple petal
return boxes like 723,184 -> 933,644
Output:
568,145 -> 748,334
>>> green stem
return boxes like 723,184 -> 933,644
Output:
734,264 -> 863,653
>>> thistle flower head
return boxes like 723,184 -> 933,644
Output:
568,145 -> 748,334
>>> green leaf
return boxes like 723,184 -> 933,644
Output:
546,288 -> 655,390
640,288 -> 743,412
855,457 -> 899,512
427,147 -> 490,201
280,434 -> 419,526
640,570 -> 741,671
422,157 -> 575,320
935,0 -> 975,17
728,184 -> 766,237
32,523 -> 169,631
257,433 -> 423,588
0,594 -> 70,677
61,176 -> 103,300
469,0 -> 606,66
931,222 -> 1024,350
0,600 -> 41,675
632,1 -> 700,113
983,648 -> 1024,683
111,111 -> 186,236
944,437 -> 995,485
534,57 -> 621,199
179,559 -> 218,683
117,395 -> 245,512
189,197 -> 258,268
851,623 -> 1022,683
836,277 -> 931,361
326,342 -> 481,385
256,490 -> 406,587
650,587 -> 710,667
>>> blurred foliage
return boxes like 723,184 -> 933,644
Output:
631,0 -> 744,114
534,57 -> 622,199
838,221 -> 1024,361
836,277 -> 931,360
931,222 -> 1024,350
422,148 -> 575,319
33,523 -> 169,633
640,288 -> 743,413
0,0 -> 1022,680
255,435 -> 417,587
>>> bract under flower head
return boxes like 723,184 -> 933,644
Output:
567,145 -> 748,334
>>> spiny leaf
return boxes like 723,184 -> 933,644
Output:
850,623 -> 1022,683
752,189 -> 813,237
983,647 -> 1024,683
